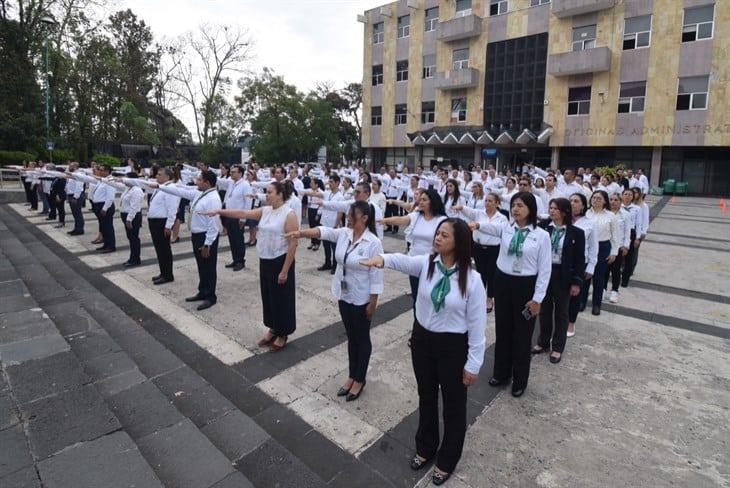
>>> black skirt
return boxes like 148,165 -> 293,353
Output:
259,255 -> 296,336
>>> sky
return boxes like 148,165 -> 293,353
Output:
117,0 -> 386,135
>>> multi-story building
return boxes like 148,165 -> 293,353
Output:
359,0 -> 730,195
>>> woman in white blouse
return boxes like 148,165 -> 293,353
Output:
369,178 -> 387,214
567,192 -> 598,337
205,181 -> 298,352
443,179 -> 464,219
305,178 -> 324,251
470,192 -> 552,398
108,173 -> 145,267
497,177 -> 518,217
583,190 -> 620,315
606,193 -> 631,303
360,218 -> 486,486
286,201 -> 383,402
462,182 -> 485,211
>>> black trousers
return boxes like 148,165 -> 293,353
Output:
322,240 -> 335,267
121,212 -> 142,264
472,243 -> 499,299
580,240 -> 610,309
222,216 -> 246,265
409,275 -> 420,322
259,255 -> 296,337
385,202 -> 400,232
411,321 -> 468,474
22,178 -> 32,204
91,201 -> 103,235
149,218 -> 174,280
55,197 -> 66,223
338,301 -> 372,383
621,229 -> 637,287
69,196 -> 84,232
493,270 -> 538,390
606,252 -> 624,292
191,232 -> 218,303
48,196 -> 58,219
28,184 -> 38,210
95,203 -> 116,250
307,208 -> 320,245
538,265 -> 570,354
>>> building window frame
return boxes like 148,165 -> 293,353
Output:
572,24 -> 597,52
371,106 -> 382,126
623,15 -> 652,50
452,48 -> 470,71
424,7 -> 439,32
371,65 -> 383,86
397,15 -> 410,39
373,22 -> 384,44
395,104 -> 408,125
489,0 -> 508,16
676,76 -> 709,111
421,101 -> 435,124
396,60 -> 409,82
529,0 -> 550,6
618,81 -> 646,114
455,0 -> 472,17
451,97 -> 467,123
422,64 -> 436,79
682,5 -> 714,43
567,86 -> 591,116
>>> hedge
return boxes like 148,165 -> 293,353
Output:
0,151 -> 37,165
93,153 -> 121,166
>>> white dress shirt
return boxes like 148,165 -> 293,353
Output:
224,178 -> 251,212
613,208 -> 632,248
637,202 -> 650,237
319,227 -> 384,306
287,195 -> 303,229
158,185 -> 221,245
406,213 -> 446,256
320,199 -> 384,239
120,186 -> 144,222
143,181 -> 181,229
319,190 -> 344,227
622,203 -> 640,230
444,195 -> 465,219
475,220 -> 552,303
80,176 -> 115,210
369,192 -> 387,213
257,205 -> 294,259
460,206 -> 507,246
573,216 -> 599,275
382,254 -> 487,374
586,209 -> 621,256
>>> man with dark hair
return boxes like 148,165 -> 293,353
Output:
221,165 -> 249,271
320,181 -> 384,239
148,169 -> 222,310
69,164 -> 116,252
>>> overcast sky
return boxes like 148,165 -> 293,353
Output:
119,0 -> 385,135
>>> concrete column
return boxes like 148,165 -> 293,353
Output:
650,146 -> 662,187
550,147 -> 560,170
474,145 -> 482,168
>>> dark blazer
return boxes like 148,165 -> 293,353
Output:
50,177 -> 67,201
541,222 -> 586,289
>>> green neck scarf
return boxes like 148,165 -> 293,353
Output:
551,226 -> 565,253
508,227 -> 531,257
431,260 -> 458,313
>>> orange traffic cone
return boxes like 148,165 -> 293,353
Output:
720,198 -> 728,215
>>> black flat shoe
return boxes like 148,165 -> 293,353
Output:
549,354 -> 562,364
432,470 -> 451,486
123,261 -> 141,268
511,388 -> 525,397
346,383 -> 365,402
151,275 -> 162,282
489,377 -> 508,387
592,305 -> 601,316
317,264 -> 331,271
185,294 -> 204,302
409,455 -> 430,471
531,346 -> 546,355
336,386 -> 350,397
170,237 -> 180,244
579,303 -> 587,312
153,277 -> 174,285
97,248 -> 115,254
225,262 -> 236,268
197,300 -> 215,311
232,263 -> 245,271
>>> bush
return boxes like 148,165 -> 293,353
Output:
37,148 -> 75,163
0,150 -> 37,165
93,153 -> 121,166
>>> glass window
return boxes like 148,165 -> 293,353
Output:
371,65 -> 383,86
572,25 -> 596,51
623,15 -> 651,50
373,22 -> 384,44
530,0 -> 550,5
421,101 -> 435,124
371,106 -> 382,126
676,75 -> 709,110
452,48 -> 470,70
456,0 -> 472,16
682,5 -> 714,42
422,55 -> 436,79
425,7 -> 439,32
618,81 -> 646,113
490,0 -> 508,16
397,15 -> 410,38
567,86 -> 591,115
396,60 -> 409,82
451,97 -> 467,122
395,104 -> 407,125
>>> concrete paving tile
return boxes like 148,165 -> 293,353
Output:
0,390 -> 20,430
41,301 -> 101,337
0,279 -> 25,298
0,308 -> 46,329
113,329 -> 183,378
1,294 -> 37,314
0,317 -> 56,345
136,419 -> 236,488
107,381 -> 184,440
66,328 -> 121,361
328,460 -> 395,488
0,424 -> 33,477
36,431 -> 163,488
0,465 -> 40,488
21,384 -> 121,459
0,333 -> 69,365
93,367 -> 147,397
200,409 -> 270,462
209,471 -> 255,488
358,433 -> 424,488
235,438 -> 327,488
82,350 -> 137,382
7,352 -> 90,404
167,382 -> 236,428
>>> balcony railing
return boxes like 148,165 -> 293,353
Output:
435,68 -> 480,90
437,14 -> 483,42
551,0 -> 615,18
547,46 -> 611,76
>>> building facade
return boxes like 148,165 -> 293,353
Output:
359,0 -> 730,195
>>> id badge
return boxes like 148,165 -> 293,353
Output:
341,280 -> 348,292
512,258 -> 523,274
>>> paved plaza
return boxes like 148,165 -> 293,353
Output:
1,196 -> 729,488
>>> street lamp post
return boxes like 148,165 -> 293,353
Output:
40,15 -> 57,162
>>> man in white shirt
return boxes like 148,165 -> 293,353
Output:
72,164 -> 116,252
65,163 -> 86,235
320,182 -> 384,239
637,169 -> 649,195
559,170 -> 584,198
222,165 -> 250,271
152,170 -> 222,310
118,173 -> 145,267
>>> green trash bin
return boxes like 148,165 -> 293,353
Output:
662,179 -> 676,194
675,181 -> 688,195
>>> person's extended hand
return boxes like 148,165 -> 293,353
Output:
463,370 -> 478,387
525,300 -> 541,317
606,255 -> 616,265
164,228 -> 171,238
359,256 -> 384,268
366,302 -> 376,320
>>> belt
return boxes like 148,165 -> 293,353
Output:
475,243 -> 498,249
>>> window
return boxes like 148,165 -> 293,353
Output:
452,48 -> 469,70
568,86 -> 591,115
422,55 -> 436,79
371,106 -> 382,126
623,15 -> 652,50
530,0 -> 550,5
397,15 -> 410,38
572,25 -> 596,51
371,65 -> 383,86
396,60 -> 409,82
490,0 -> 508,16
618,81 -> 646,113
682,5 -> 714,42
421,101 -> 435,124
425,7 -> 439,32
451,98 -> 467,122
395,104 -> 407,125
676,76 -> 709,110
373,22 -> 384,44
455,0 -> 472,17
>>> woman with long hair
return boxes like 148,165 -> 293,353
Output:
443,179 -> 464,218
567,192 -> 598,337
583,190 -> 620,315
497,177 -> 517,217
463,182 -> 485,211
360,218 -> 486,486
606,193 -> 631,303
171,164 -> 185,244
305,178 -> 324,251
532,198 -> 585,363
245,169 -> 259,246
370,178 -> 387,213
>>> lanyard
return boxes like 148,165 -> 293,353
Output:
341,240 -> 361,279
192,188 -> 214,212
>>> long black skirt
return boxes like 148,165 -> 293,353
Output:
259,255 -> 296,337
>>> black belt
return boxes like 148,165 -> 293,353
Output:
475,243 -> 498,249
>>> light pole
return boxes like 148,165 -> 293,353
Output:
40,15 -> 57,162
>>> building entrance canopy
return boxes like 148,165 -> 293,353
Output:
405,125 -> 553,147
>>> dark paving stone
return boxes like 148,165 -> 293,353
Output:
0,424 -> 33,477
253,403 -> 313,440
0,317 -> 56,345
21,384 -> 121,459
66,329 -> 121,361
1,294 -> 37,314
0,465 -> 40,488
94,367 -> 147,397
136,420 -> 235,488
36,431 -> 163,488
0,308 -> 45,329
113,329 -> 183,378
82,350 -> 137,382
328,460 -> 395,488
284,429 -> 354,483
165,382 -> 235,428
42,301 -> 101,337
0,333 -> 69,365
107,381 -> 184,440
0,390 -> 21,430
200,410 -> 269,462
153,365 -> 209,395
235,438 -> 327,488
0,279 -> 25,297
0,266 -> 19,283
358,434 -> 423,488
209,471 -> 255,488
7,352 -> 90,404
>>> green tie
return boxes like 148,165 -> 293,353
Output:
551,226 -> 565,253
431,261 -> 458,313
508,227 -> 530,257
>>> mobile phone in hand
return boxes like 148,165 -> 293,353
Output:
521,307 -> 533,320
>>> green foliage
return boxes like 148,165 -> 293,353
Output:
38,148 -> 75,162
0,151 -> 37,165
93,153 -> 122,166
594,163 -> 627,177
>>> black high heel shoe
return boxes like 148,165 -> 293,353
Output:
488,377 -> 508,387
337,386 -> 350,397
346,382 -> 365,402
